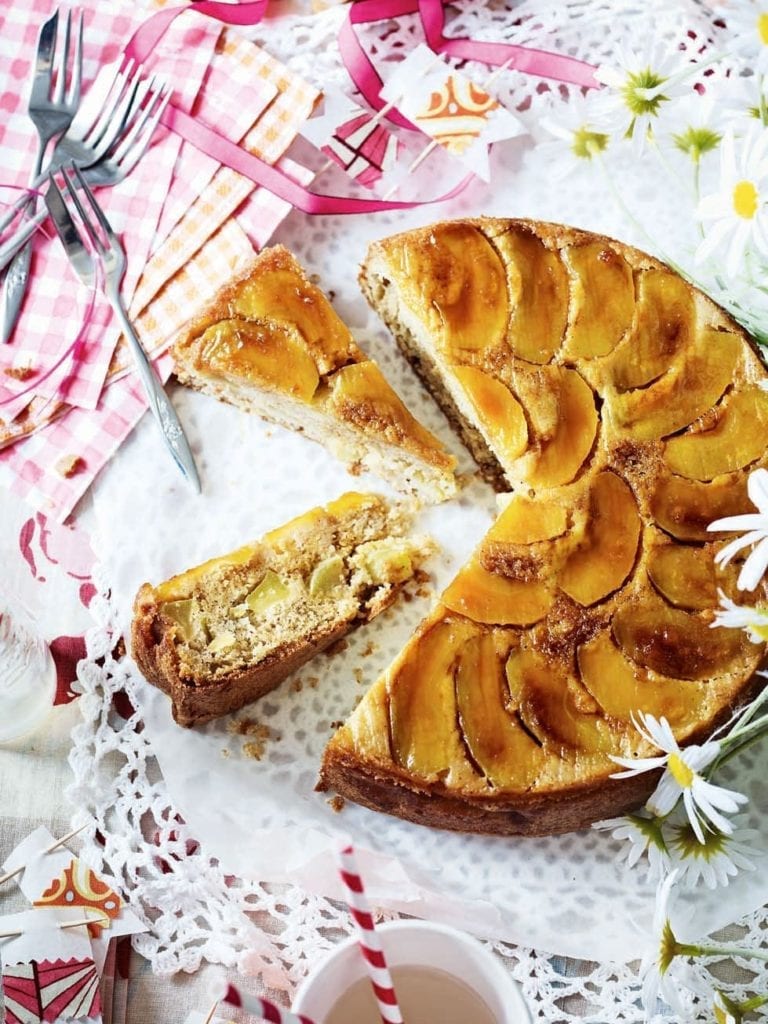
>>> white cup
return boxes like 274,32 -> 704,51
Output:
292,919 -> 531,1023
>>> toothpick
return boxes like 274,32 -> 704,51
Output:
383,56 -> 516,199
202,1001 -> 219,1024
0,909 -> 108,940
0,823 -> 89,887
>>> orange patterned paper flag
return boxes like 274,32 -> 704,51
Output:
35,860 -> 122,938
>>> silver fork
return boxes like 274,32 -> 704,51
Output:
45,164 -> 201,492
2,7 -> 83,343
0,71 -> 169,271
0,60 -> 141,235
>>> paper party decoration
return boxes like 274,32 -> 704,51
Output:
2,827 -> 144,972
0,908 -> 102,1023
301,89 -> 403,188
380,44 -> 525,180
3,959 -> 101,1023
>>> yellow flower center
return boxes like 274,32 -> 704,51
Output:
758,12 -> 768,44
733,179 -> 759,219
668,753 -> 694,789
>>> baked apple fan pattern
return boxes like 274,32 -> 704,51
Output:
318,218 -> 768,836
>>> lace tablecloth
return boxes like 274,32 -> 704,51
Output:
60,1 -> 768,1022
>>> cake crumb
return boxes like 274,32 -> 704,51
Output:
414,568 -> 431,585
243,740 -> 265,760
4,365 -> 35,381
327,795 -> 345,813
360,641 -> 377,657
330,719 -> 345,730
291,677 -> 304,693
221,748 -> 231,759
324,638 -> 348,657
55,454 -> 85,478
354,667 -> 365,685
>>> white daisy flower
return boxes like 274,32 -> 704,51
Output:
610,712 -> 747,842
592,41 -> 702,151
592,812 -> 671,884
640,871 -> 695,1017
695,125 -> 768,277
537,94 -> 611,179
663,93 -> 722,164
668,823 -> 759,888
711,591 -> 768,642
722,0 -> 768,73
709,467 -> 768,589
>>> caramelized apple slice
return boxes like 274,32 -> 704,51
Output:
383,223 -> 509,357
388,615 -> 481,783
514,366 -> 598,486
612,598 -> 746,680
443,556 -> 552,625
326,361 -> 445,454
562,242 -> 635,358
560,471 -> 640,606
155,545 -> 258,602
647,545 -> 719,610
452,365 -> 528,462
577,632 -> 702,726
505,648 -> 615,754
494,227 -> 569,363
608,329 -> 739,440
651,472 -> 752,541
197,318 -> 320,401
664,388 -> 768,480
229,249 -> 355,374
455,631 -> 544,787
610,269 -> 695,389
485,496 -> 568,545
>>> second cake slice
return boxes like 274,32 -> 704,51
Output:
132,493 -> 431,727
172,246 -> 456,503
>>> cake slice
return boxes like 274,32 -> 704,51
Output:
315,218 -> 768,836
132,492 -> 433,727
171,246 -> 456,503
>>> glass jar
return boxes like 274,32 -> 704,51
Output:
0,594 -> 57,743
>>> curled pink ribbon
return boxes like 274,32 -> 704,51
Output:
124,0 -> 599,215
340,0 -> 600,127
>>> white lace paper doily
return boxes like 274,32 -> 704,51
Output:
69,0 -> 768,1016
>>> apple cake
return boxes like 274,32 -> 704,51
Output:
132,493 -> 433,727
317,218 -> 768,836
171,246 -> 456,503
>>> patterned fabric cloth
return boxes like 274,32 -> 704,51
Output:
0,0 -> 317,524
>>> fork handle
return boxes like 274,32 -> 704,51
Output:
106,291 -> 201,492
0,207 -> 46,272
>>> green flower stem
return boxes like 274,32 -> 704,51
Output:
741,994 -> 768,1012
709,723 -> 768,778
650,136 -> 693,198
678,942 -> 768,963
595,153 -> 687,278
760,73 -> 767,127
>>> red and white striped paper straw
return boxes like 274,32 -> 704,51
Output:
337,844 -> 404,1024
220,983 -> 317,1024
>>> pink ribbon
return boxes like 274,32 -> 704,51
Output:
122,0 -> 598,216
340,0 -> 600,126
162,102 -> 474,213
0,186 -> 95,412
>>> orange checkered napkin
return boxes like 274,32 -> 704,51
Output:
131,33 -> 320,318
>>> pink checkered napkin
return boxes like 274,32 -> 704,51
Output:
0,0 -> 221,414
0,221 -> 256,522
155,29 -> 280,243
